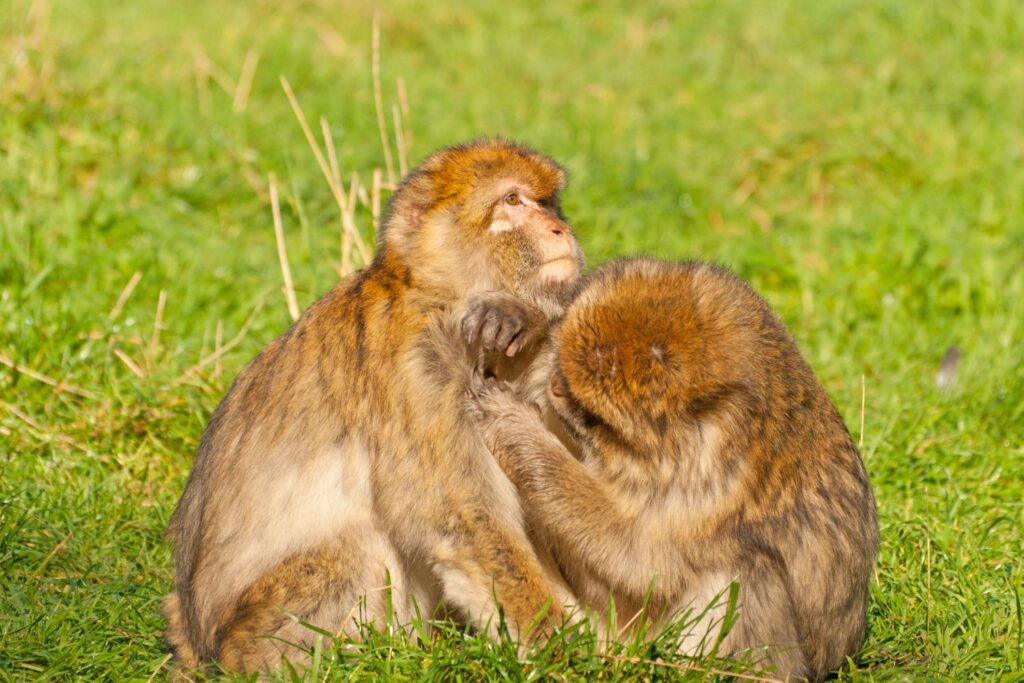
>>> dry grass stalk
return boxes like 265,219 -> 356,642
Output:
342,182 -> 369,263
145,654 -> 174,683
397,76 -> 410,117
109,270 -> 142,320
176,296 -> 267,383
321,117 -> 343,189
279,76 -> 370,266
192,47 -> 234,96
594,654 -> 783,683
371,168 -> 382,232
346,171 -> 365,275
925,534 -> 932,631
149,289 -> 166,358
316,24 -> 349,58
232,49 -> 260,113
241,164 -> 269,201
193,55 -> 212,113
613,608 -> 646,641
213,319 -> 224,379
27,0 -> 53,47
1,399 -> 92,454
392,103 -> 408,178
36,530 -> 72,571
859,374 -> 866,451
372,14 -> 396,188
269,175 -> 301,322
348,172 -> 359,225
397,77 -> 413,165
320,117 -> 355,276
114,348 -> 146,379
194,46 -> 261,113
0,351 -> 93,398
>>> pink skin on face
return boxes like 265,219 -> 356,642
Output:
488,189 -> 579,284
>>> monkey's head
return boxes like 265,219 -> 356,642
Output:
549,258 -> 763,459
379,139 -> 584,311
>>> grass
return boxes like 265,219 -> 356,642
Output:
1,0 -> 1022,679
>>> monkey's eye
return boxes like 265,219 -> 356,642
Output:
503,191 -> 521,206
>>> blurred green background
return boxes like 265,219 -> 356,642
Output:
1,0 -> 1022,679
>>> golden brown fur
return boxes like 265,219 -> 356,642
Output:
165,140 -> 585,673
466,257 -> 879,682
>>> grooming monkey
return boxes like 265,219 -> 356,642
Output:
466,258 -> 879,682
165,140 -> 585,673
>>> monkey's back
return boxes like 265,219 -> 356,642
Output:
715,269 -> 879,676
561,258 -> 879,678
166,256 -> 431,662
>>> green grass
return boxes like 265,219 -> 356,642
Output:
2,0 -> 1022,679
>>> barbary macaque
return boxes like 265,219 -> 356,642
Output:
466,257 -> 879,682
165,140 -> 585,673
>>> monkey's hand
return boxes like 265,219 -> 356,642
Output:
461,292 -> 546,357
465,369 -> 545,475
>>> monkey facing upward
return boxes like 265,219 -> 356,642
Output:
165,140 -> 585,673
466,258 -> 879,682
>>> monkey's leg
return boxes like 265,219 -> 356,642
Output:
163,591 -> 199,668
380,333 -> 570,641
214,530 -> 410,674
718,561 -> 809,681
783,523 -> 872,679
377,430 -> 567,640
431,516 -> 570,641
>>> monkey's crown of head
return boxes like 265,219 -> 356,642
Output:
558,263 -> 698,419
418,139 -> 566,206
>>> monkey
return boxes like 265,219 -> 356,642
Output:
164,139 -> 586,674
465,257 -> 879,682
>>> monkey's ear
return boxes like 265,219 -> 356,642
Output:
401,201 -> 426,231
379,171 -> 436,250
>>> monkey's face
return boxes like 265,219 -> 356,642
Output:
481,185 -> 584,307
379,140 -> 584,307
546,368 -> 602,449
545,365 -> 656,470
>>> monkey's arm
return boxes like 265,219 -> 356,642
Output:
465,378 -> 682,599
372,320 -> 570,640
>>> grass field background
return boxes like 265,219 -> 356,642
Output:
2,0 -> 1022,679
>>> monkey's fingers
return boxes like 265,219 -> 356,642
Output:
463,390 -> 482,415
504,322 -> 539,357
464,376 -> 486,410
461,304 -> 485,345
495,317 -> 524,356
470,357 -> 487,384
463,382 -> 499,423
479,309 -> 505,353
505,334 -> 523,357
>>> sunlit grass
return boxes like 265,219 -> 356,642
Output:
1,0 -> 1022,679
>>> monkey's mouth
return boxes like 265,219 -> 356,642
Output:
543,255 -> 575,264
539,256 -> 579,280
